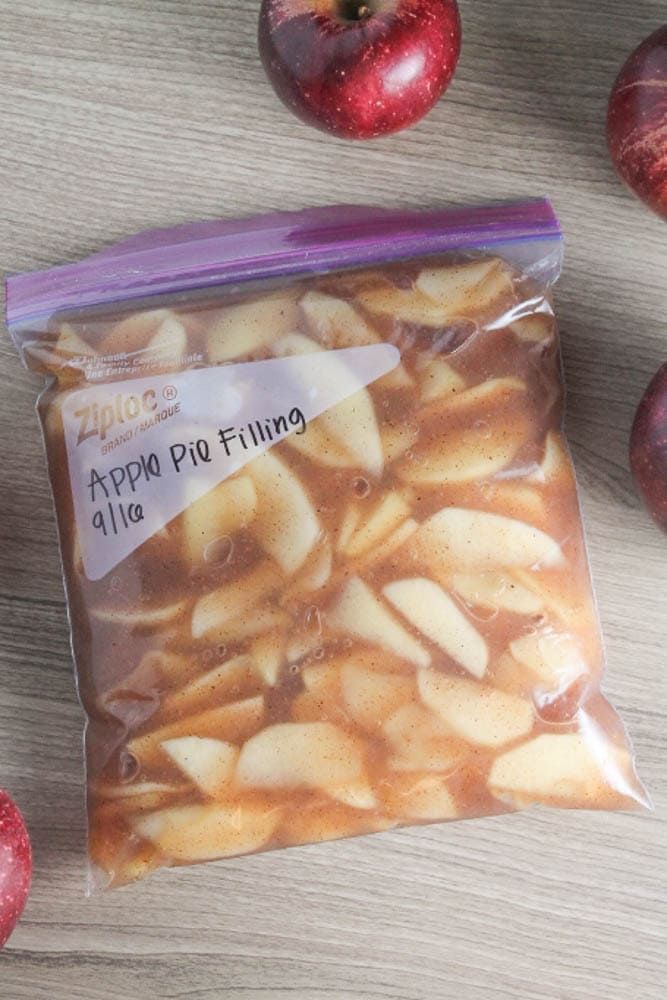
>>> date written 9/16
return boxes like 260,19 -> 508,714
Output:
86,409 -> 306,536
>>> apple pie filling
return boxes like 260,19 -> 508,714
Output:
36,254 -> 646,887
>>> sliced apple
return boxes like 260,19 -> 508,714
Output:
133,800 -> 281,862
341,663 -> 415,732
384,578 -> 488,679
509,630 -> 589,691
380,422 -> 419,463
510,569 -> 591,631
415,259 -> 513,317
397,418 -> 527,485
129,695 -> 265,767
479,483 -> 546,525
488,733 -> 627,808
272,331 -> 324,357
182,476 -> 257,566
300,290 -> 411,389
100,308 -> 171,354
378,772 -> 459,821
294,657 -> 394,724
344,492 -> 411,557
88,820 -> 165,887
279,802 -> 395,847
92,598 -> 189,630
236,722 -> 365,791
94,780 -> 175,801
207,291 -> 299,362
377,363 -> 414,391
55,323 -> 98,361
293,658 -> 348,723
418,672 -> 534,748
286,630 -> 323,665
284,417 -> 359,469
338,645 -> 416,677
275,332 -> 384,477
320,387 -> 384,478
148,314 -> 187,361
191,562 -> 282,639
510,312 -> 555,344
247,451 -> 320,574
491,646 -> 588,728
327,577 -> 430,668
302,659 -> 343,697
358,264 -> 513,327
416,508 -> 564,573
420,376 -> 527,421
286,540 -> 332,596
290,690 -> 349,726
417,358 -> 466,403
93,781 -> 184,815
529,431 -> 574,486
356,519 -> 418,573
451,572 -> 543,616
161,737 -> 239,797
357,284 -> 458,327
160,655 -> 258,718
104,650 -> 199,700
337,504 -> 361,552
301,290 -> 379,349
102,843 -> 165,889
214,607 -> 291,645
328,779 -> 378,810
331,512 -> 418,582
249,631 -> 285,687
306,543 -> 334,591
383,704 -> 467,773
490,651 -> 528,697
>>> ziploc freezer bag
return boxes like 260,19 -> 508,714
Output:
5,200 -> 648,890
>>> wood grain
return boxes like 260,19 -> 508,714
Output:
0,1 -> 665,997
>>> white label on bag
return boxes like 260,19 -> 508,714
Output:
61,344 -> 400,580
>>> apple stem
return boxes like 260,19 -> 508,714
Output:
337,1 -> 373,21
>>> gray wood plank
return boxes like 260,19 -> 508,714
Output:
0,1 -> 665,997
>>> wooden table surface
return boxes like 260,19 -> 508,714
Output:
1,2 -> 665,998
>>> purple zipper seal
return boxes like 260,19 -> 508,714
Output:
6,199 -> 562,335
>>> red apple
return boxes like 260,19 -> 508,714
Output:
0,790 -> 32,948
258,0 -> 462,140
607,25 -> 667,218
630,362 -> 667,531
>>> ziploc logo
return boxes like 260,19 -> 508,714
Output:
74,388 -> 165,445
61,344 -> 400,580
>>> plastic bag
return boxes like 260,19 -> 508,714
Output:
6,200 -> 648,891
